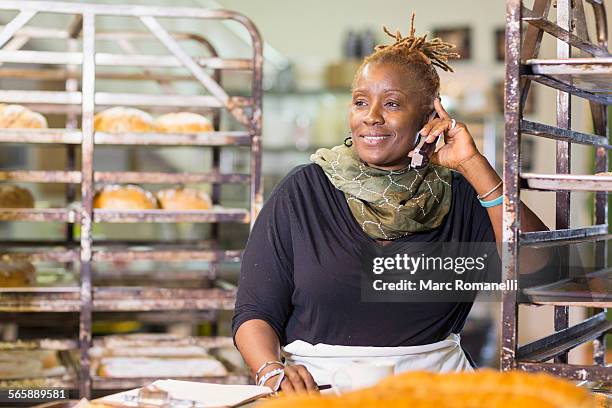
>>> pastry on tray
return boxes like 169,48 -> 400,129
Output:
260,370 -> 598,408
0,104 -> 48,128
93,185 -> 158,210
0,257 -> 36,287
89,341 -> 212,359
94,107 -> 155,133
154,112 -> 214,133
155,187 -> 212,210
0,184 -> 34,208
96,356 -> 227,378
0,350 -> 66,380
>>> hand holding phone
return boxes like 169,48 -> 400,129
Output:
410,111 -> 439,170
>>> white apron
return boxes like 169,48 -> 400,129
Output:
282,333 -> 472,387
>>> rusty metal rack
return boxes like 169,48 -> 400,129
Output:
503,0 -> 611,382
0,0 -> 263,398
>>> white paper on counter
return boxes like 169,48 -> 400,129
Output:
100,379 -> 273,407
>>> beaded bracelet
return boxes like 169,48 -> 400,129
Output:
257,367 -> 285,390
255,361 -> 284,385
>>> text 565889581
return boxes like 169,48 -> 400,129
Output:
1,389 -> 69,403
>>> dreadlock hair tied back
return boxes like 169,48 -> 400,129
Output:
354,13 -> 460,103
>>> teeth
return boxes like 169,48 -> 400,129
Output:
365,136 -> 386,140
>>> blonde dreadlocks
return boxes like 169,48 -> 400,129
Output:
354,13 -> 459,103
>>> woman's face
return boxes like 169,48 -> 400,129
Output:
349,62 -> 431,171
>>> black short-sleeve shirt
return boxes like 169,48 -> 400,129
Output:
232,163 -> 497,347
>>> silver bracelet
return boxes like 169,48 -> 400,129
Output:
254,361 -> 284,384
477,180 -> 503,200
272,369 -> 286,392
257,367 -> 284,388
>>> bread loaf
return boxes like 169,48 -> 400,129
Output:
0,184 -> 34,208
156,187 -> 212,210
0,350 -> 64,380
0,104 -> 47,128
94,107 -> 155,133
0,258 -> 36,287
154,112 -> 214,133
94,185 -> 158,210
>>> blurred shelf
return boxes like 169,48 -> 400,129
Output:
0,208 -> 79,222
0,378 -> 77,390
520,120 -> 611,147
93,208 -> 250,224
94,171 -> 250,184
0,339 -> 78,351
522,173 -> 612,191
92,247 -> 242,262
516,312 -> 611,362
0,170 -> 82,184
520,225 -> 609,246
0,287 -> 236,312
522,270 -> 611,307
94,131 -> 251,146
0,129 -> 82,144
524,58 -> 612,105
91,374 -> 250,390
0,247 -> 79,262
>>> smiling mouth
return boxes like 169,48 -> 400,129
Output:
360,134 -> 391,145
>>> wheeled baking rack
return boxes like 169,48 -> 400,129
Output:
503,0 -> 611,381
0,0 -> 263,398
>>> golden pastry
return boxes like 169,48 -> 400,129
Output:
0,104 -> 47,128
154,112 -> 214,133
156,187 -> 212,210
94,185 -> 158,210
94,107 -> 155,133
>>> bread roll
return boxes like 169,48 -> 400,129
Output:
0,184 -> 34,208
156,187 -> 212,210
94,107 -> 155,133
0,104 -> 48,128
154,112 -> 214,133
94,185 -> 158,210
0,258 -> 36,287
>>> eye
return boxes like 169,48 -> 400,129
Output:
385,101 -> 400,108
353,99 -> 367,107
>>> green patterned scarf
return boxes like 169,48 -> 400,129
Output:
311,144 -> 453,240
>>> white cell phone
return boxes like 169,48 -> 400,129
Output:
410,111 -> 439,169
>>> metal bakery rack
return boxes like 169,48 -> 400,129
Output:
503,0 -> 611,381
0,0 -> 263,398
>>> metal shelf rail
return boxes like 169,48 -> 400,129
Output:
503,0 -> 611,381
0,0 -> 263,397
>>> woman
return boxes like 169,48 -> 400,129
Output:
232,16 -> 549,394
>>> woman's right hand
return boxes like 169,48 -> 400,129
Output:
264,364 -> 319,394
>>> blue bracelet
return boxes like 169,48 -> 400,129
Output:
479,194 -> 503,208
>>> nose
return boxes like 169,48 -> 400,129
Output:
363,103 -> 384,126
